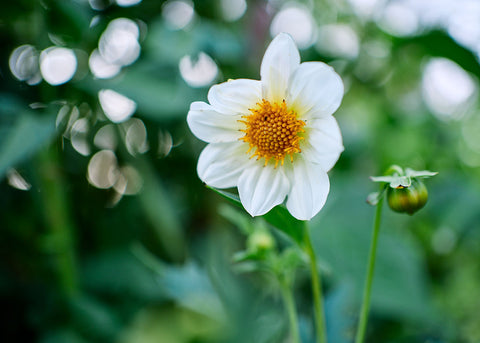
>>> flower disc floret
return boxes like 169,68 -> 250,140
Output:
239,99 -> 305,167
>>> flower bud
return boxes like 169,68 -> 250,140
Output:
247,230 -> 275,254
387,179 -> 428,215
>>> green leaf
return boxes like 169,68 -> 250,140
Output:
232,260 -> 265,274
263,206 -> 305,245
131,244 -> 224,320
39,329 -> 87,343
0,107 -> 57,180
325,282 -> 356,343
77,63 -> 203,122
218,204 -> 255,234
135,157 -> 185,262
68,295 -> 119,340
371,167 -> 437,189
208,187 -> 305,245
231,250 -> 258,263
147,19 -> 243,65
394,30 -> 480,78
311,175 -> 435,323
370,175 -> 411,188
207,187 -> 242,207
277,247 -> 307,273
405,168 -> 438,178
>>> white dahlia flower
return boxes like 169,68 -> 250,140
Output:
187,33 -> 344,220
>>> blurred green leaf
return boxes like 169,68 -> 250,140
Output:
395,30 -> 480,77
39,329 -> 87,343
209,187 -> 305,245
160,262 -> 225,320
312,175 -> 434,323
218,203 -> 254,234
135,157 -> 185,262
131,243 -> 224,320
68,295 -> 119,340
82,250 -> 165,301
120,305 -> 223,343
275,247 -> 307,279
325,282 -> 356,343
78,64 -> 203,122
44,0 -> 92,43
263,207 -> 305,245
147,19 -> 244,65
0,101 -> 57,180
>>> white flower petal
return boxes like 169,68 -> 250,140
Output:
261,33 -> 300,103
207,79 -> 262,115
198,142 -> 250,188
238,164 -> 290,216
187,101 -> 243,143
287,62 -> 344,119
302,116 -> 344,171
286,159 -> 330,220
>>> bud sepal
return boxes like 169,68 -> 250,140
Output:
369,165 -> 437,215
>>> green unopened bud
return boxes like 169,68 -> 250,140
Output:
247,230 -> 275,254
387,179 -> 428,215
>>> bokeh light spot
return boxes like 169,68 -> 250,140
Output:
124,118 -> 149,156
377,2 -> 419,37
158,130 -> 173,158
220,0 -> 247,22
7,169 -> 31,191
116,0 -> 142,7
89,0 -> 111,11
447,1 -> 480,54
162,0 -> 195,30
94,124 -> 118,151
71,118 -> 91,156
99,89 -> 137,123
40,47 -> 77,85
87,150 -> 119,189
422,57 -> 476,120
316,24 -> 360,59
270,4 -> 315,49
99,18 -> 141,66
347,0 -> 383,19
114,165 -> 143,195
179,52 -> 218,88
9,44 -> 40,84
89,49 -> 122,79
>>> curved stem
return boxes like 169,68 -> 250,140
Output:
304,226 -> 327,343
355,197 -> 384,343
280,278 -> 301,343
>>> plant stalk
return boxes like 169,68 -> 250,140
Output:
280,278 -> 301,343
304,226 -> 327,343
354,196 -> 384,343
36,147 -> 78,297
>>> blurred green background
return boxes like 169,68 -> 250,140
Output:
1,0 -> 480,342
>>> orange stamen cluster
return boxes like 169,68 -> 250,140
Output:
239,99 -> 305,167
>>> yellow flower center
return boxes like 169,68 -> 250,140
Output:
239,99 -> 305,167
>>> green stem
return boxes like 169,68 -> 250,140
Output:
304,226 -> 327,343
279,278 -> 301,343
36,147 -> 78,297
354,196 -> 384,343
